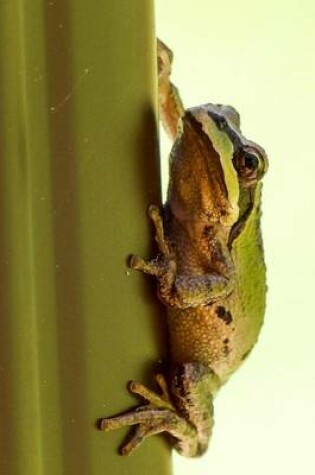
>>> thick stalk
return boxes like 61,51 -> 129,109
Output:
0,1 -> 172,474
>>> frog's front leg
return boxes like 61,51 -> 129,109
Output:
129,205 -> 177,306
99,364 -> 217,457
157,38 -> 184,141
130,205 -> 232,308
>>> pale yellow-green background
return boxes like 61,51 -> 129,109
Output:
156,0 -> 315,474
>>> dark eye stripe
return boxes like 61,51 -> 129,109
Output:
207,110 -> 244,155
207,109 -> 266,178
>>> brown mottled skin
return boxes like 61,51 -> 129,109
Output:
99,39 -> 268,457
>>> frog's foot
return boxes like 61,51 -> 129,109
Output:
99,375 -> 199,456
130,205 -> 170,261
129,251 -> 178,307
129,205 -> 179,305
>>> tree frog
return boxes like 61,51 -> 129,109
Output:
99,39 -> 268,457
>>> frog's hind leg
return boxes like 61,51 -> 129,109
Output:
99,365 -> 218,457
101,404 -> 198,456
99,374 -> 198,456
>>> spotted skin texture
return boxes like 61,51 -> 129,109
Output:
99,39 -> 268,457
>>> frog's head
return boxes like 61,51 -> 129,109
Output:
168,103 -> 268,240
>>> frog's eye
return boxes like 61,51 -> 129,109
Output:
233,148 -> 266,185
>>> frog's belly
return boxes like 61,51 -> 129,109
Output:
167,304 -> 257,382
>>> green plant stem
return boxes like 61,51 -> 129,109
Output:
0,1 -> 172,474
